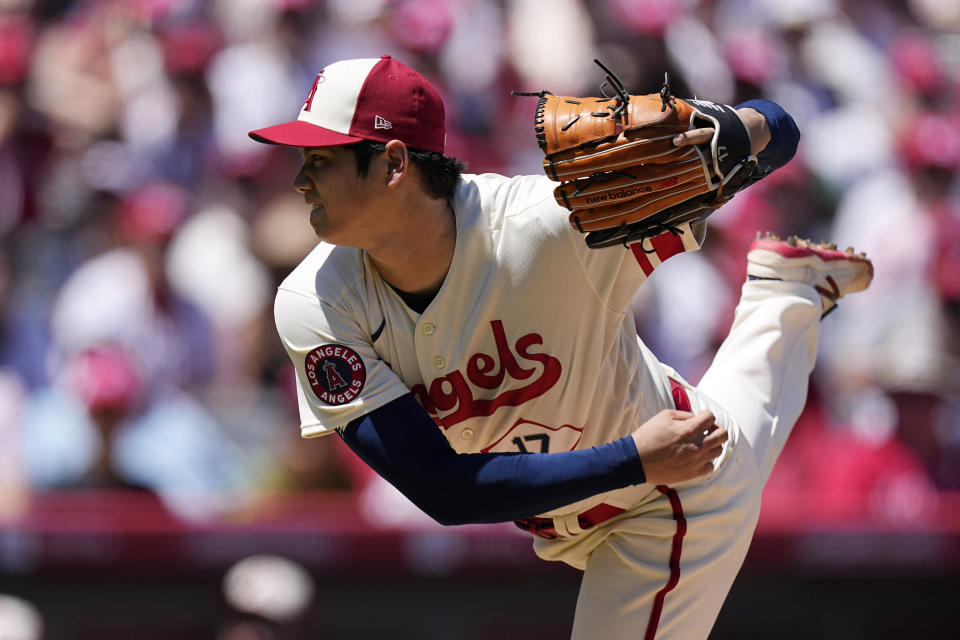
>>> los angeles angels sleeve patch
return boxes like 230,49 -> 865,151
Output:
304,344 -> 366,405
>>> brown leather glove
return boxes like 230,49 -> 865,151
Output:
519,63 -> 758,249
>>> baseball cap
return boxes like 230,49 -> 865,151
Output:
248,55 -> 446,153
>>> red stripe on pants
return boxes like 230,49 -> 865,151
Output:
645,378 -> 690,639
644,486 -> 687,640
670,377 -> 692,412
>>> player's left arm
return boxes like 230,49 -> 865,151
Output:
674,99 -> 800,184
571,98 -> 800,310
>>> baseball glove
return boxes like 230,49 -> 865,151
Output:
516,61 -> 758,249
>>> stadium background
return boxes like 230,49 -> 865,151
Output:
0,0 -> 958,637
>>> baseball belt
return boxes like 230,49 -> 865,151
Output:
515,379 -> 691,540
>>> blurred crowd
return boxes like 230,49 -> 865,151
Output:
0,0 -> 958,528
0,553 -> 318,639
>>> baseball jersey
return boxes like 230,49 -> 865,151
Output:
275,172 -> 703,515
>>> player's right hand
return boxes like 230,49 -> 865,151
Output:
630,409 -> 727,485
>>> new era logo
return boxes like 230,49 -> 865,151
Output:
374,115 -> 392,130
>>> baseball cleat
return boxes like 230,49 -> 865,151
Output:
747,232 -> 874,317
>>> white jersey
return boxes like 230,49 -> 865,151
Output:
275,172 -> 702,515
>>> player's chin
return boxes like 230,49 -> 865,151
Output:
309,207 -> 328,237
309,211 -> 350,245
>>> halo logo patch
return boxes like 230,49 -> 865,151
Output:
304,344 -> 366,405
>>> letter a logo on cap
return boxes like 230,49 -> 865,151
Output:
303,71 -> 325,112
374,115 -> 392,130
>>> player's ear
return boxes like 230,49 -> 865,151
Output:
383,140 -> 409,188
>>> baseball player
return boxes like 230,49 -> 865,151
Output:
249,56 -> 873,639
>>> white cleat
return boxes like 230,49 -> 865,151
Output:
747,232 -> 874,317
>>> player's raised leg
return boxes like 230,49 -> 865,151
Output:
697,232 -> 874,483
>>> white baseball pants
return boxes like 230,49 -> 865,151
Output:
571,279 -> 821,640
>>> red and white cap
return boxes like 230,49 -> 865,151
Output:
248,55 -> 446,153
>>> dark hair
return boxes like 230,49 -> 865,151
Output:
350,140 -> 465,201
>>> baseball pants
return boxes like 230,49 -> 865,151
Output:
571,279 -> 821,640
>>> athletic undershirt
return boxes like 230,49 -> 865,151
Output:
388,284 -> 435,314
737,99 -> 801,181
340,393 -> 647,524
